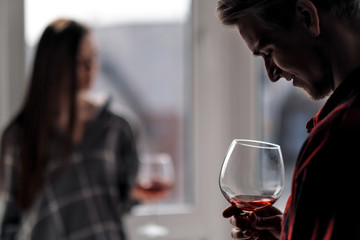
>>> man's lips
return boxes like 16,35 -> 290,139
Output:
282,73 -> 295,81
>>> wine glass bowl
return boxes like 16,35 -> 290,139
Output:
219,139 -> 285,212
135,153 -> 175,203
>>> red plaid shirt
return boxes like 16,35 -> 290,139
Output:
281,67 -> 360,239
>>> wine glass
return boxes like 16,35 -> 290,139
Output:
219,139 -> 284,212
135,153 -> 175,238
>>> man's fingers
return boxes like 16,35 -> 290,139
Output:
249,212 -> 282,231
257,206 -> 283,217
231,215 -> 252,228
223,205 -> 246,218
231,228 -> 259,240
224,207 -> 282,239
223,205 -> 234,218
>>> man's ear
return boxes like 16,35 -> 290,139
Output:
296,0 -> 320,37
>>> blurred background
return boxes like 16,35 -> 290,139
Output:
0,0 -> 324,239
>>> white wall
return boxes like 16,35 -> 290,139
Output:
0,0 -> 26,132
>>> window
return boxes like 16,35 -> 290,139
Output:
25,0 -> 193,210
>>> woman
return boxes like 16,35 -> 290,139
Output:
0,18 -> 139,240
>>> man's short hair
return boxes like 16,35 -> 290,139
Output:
217,0 -> 360,29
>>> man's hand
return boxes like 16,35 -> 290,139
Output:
223,205 -> 283,240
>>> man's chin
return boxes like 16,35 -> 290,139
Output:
292,78 -> 331,101
302,87 -> 331,101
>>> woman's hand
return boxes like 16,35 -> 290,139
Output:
223,205 -> 283,240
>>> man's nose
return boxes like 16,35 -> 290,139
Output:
264,58 -> 281,82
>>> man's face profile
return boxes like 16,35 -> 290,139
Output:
235,4 -> 333,100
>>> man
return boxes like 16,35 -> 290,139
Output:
217,0 -> 360,239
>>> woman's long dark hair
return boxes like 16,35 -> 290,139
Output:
1,19 -> 89,210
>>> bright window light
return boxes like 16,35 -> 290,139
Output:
25,0 -> 191,45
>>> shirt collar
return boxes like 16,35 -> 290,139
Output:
306,67 -> 360,133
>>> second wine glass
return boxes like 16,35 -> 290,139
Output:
135,153 -> 175,238
135,153 -> 175,201
219,139 -> 285,212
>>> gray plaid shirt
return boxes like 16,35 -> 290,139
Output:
0,102 -> 139,240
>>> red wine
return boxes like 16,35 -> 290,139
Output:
230,195 -> 275,211
135,179 -> 174,195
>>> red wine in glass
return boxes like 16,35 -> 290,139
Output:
230,194 -> 276,212
135,179 -> 174,196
